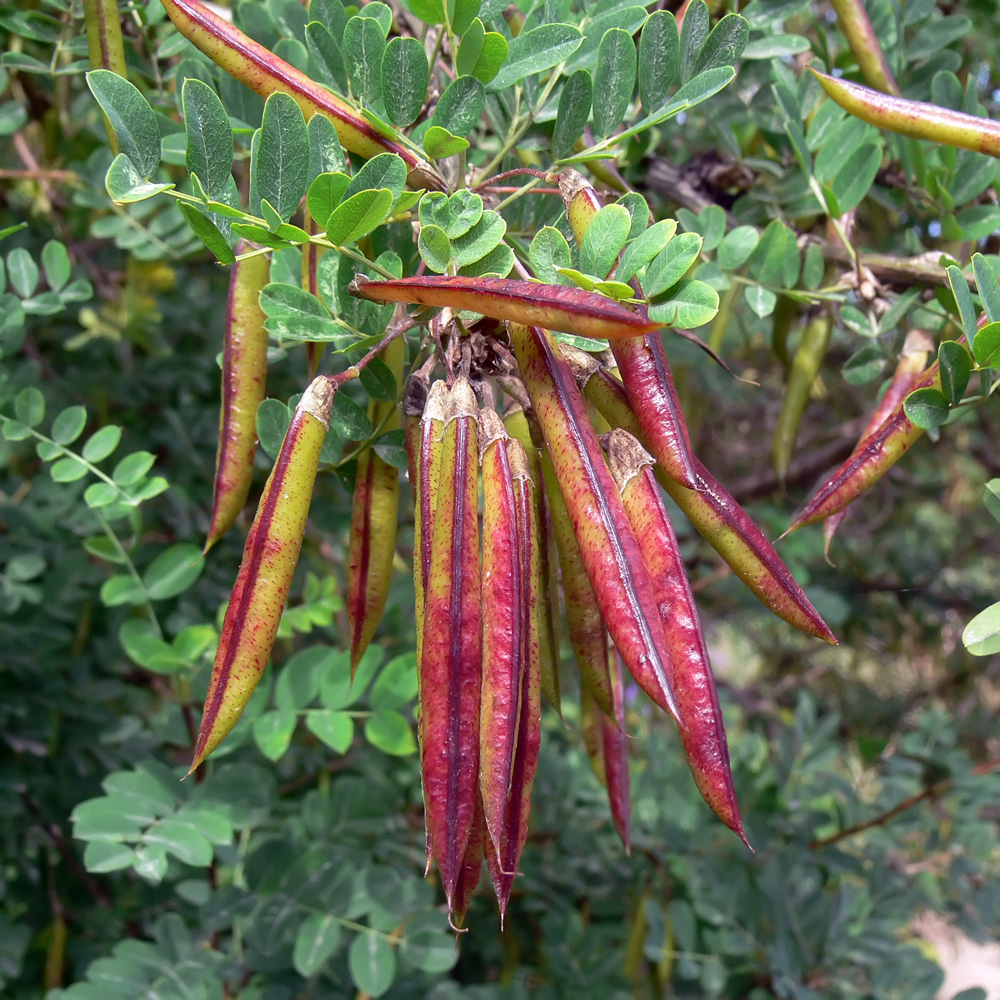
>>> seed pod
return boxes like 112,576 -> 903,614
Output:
205,245 -> 270,553
482,438 -> 543,923
349,275 -> 660,341
603,649 -> 631,853
557,169 -> 699,490
772,314 -> 833,483
829,0 -> 900,95
192,376 -> 334,772
83,0 -> 128,152
539,449 -> 614,717
809,68 -> 1000,158
580,681 -> 606,784
346,335 -> 405,675
420,378 -> 482,910
479,410 -> 527,847
509,322 -> 681,721
451,791 -> 485,930
503,404 -> 562,715
605,429 -> 747,845
159,0 -> 445,191
409,378 -> 448,670
824,329 -> 932,554
786,357 -> 943,535
301,214 -> 326,380
564,348 -> 837,644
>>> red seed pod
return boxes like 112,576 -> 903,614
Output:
823,329 -> 933,554
420,378 -> 482,912
829,0 -> 900,96
605,429 -> 748,846
346,335 -> 405,675
159,0 -> 446,190
192,376 -> 334,771
503,404 -> 562,715
563,347 -> 836,645
539,449 -> 615,717
603,648 -> 631,853
349,274 -> 660,341
451,791 -> 485,930
205,245 -> 270,553
509,322 -> 681,722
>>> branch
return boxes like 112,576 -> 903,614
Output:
809,757 -> 1000,850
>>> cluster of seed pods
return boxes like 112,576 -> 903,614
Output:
164,0 -> 989,928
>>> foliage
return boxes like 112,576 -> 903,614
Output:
1,0 -> 999,998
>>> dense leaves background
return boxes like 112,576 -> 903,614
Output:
1,0 -> 999,997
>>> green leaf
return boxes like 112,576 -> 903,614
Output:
105,154 -> 174,203
253,93 -> 309,222
113,450 -> 156,486
399,911 -> 459,973
449,0 -> 480,36
365,710 -> 417,755
644,232 -> 703,297
382,36 -> 429,127
832,143 -> 882,214
716,225 -> 758,271
419,190 -> 483,238
617,220 -> 676,283
418,224 -> 452,273
307,171 -> 352,228
72,797 -> 143,842
253,709 -> 297,761
972,321 -> 1000,368
403,0 -> 445,25
972,253 -> 1000,325
305,709 -> 354,752
257,398 -> 291,459
983,478 -> 1000,524
529,227 -> 573,284
51,405 -> 87,445
557,268 -> 597,292
370,652 -> 418,710
487,24 -> 583,93
84,841 -> 137,874
648,279 -> 719,328
945,264 -> 978,343
457,20 -> 508,85
7,248 -> 37,298
802,243 -> 825,290
343,17 -> 386,106
86,69 -> 161,177
326,189 -> 394,246
580,205 -> 631,280
552,68 -> 592,158
422,126 -> 469,159
679,0 -> 709,84
307,20 -> 348,92
748,219 -> 797,287
431,75 -> 485,138
744,284 -> 777,319
359,355 -> 398,401
41,240 -> 70,292
349,932 -> 396,997
373,428 -> 409,468
84,483 -> 120,509
842,344 -> 887,385
451,210 -> 506,266
14,386 -> 45,427
182,79 -> 233,202
938,340 -> 972,404
458,243 -> 514,278
294,914 -> 342,976
742,33 -> 811,58
143,544 -> 204,601
456,16 -> 485,76
592,29 -> 636,139
638,11 -> 680,111
903,386 -> 950,429
692,13 -> 748,75
178,204 -> 236,264
50,457 -> 89,483
963,601 -> 1000,656
329,391 -> 372,440
143,819 -> 214,867
275,646 -> 329,711
343,154 -> 407,207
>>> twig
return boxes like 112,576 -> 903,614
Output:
809,757 -> 1000,850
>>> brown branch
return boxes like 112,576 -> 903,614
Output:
809,757 -> 1000,850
